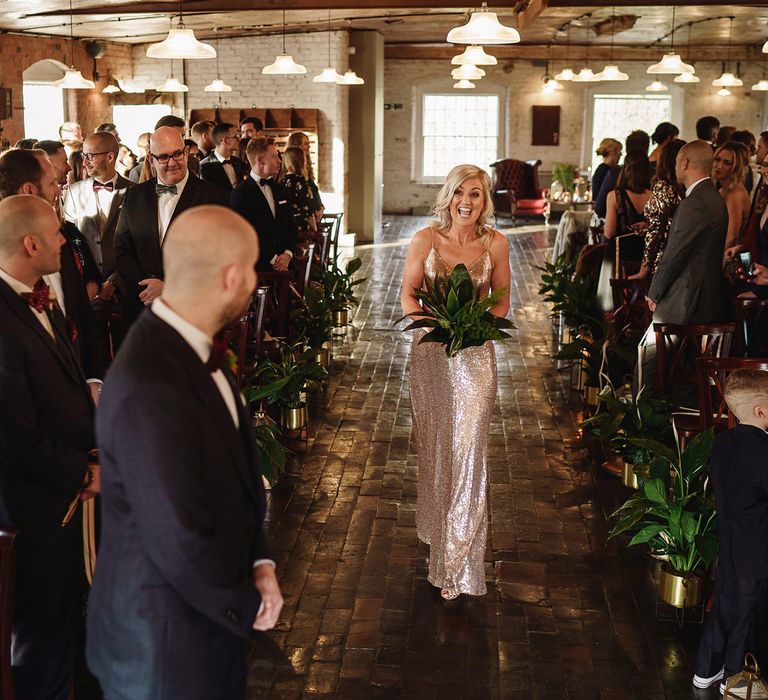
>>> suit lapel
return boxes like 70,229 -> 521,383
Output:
101,174 -> 131,239
139,181 -> 162,263
169,175 -> 198,229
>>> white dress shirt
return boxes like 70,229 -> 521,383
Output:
685,177 -> 709,198
94,173 -> 119,226
249,172 -> 292,265
157,171 -> 189,244
0,267 -> 55,338
151,297 -> 275,574
214,151 -> 238,188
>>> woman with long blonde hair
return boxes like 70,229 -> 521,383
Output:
278,146 -> 316,231
401,163 -> 511,601
287,131 -> 323,223
714,141 -> 751,258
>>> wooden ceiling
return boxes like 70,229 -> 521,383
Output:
0,1 -> 766,56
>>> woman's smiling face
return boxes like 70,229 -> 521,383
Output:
451,177 -> 484,226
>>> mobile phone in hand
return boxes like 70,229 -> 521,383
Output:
739,251 -> 756,277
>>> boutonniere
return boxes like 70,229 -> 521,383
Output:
69,319 -> 79,344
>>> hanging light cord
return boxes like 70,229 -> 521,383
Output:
282,6 -> 286,54
726,16 -> 734,68
327,10 -> 332,66
670,4 -> 676,50
584,14 -> 590,67
609,6 -> 615,62
68,0 -> 75,67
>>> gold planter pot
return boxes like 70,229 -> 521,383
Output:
281,403 -> 307,431
584,384 -> 599,407
622,461 -> 640,490
332,309 -> 348,328
313,345 -> 330,369
658,566 -> 704,609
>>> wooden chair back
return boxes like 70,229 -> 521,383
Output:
0,530 -> 17,700
695,357 -> 768,430
320,213 -> 343,261
231,286 -> 269,387
732,298 -> 768,358
256,270 -> 291,339
653,322 -> 735,398
609,278 -> 651,339
291,243 -> 315,299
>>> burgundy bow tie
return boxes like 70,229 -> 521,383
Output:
93,180 -> 114,192
20,280 -> 57,314
205,331 -> 229,372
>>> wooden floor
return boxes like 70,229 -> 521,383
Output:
247,215 -> 714,699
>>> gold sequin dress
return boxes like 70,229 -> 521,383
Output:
410,237 -> 496,596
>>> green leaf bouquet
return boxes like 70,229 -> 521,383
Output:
396,263 -> 515,357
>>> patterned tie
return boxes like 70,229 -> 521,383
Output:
20,279 -> 58,314
93,180 -> 114,192
156,183 -> 178,196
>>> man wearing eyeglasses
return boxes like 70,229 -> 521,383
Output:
114,126 -> 229,322
200,123 -> 249,192
64,132 -> 132,304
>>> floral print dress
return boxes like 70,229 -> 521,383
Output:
281,173 -> 316,231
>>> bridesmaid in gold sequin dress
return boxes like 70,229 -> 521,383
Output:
401,164 -> 511,600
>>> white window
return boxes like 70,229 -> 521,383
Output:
22,84 -> 65,141
590,94 -> 673,173
112,104 -> 172,153
421,94 -> 500,181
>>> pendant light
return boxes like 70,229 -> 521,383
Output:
554,24 -> 575,81
712,18 -> 743,87
764,39 -> 768,54
451,64 -> 485,80
647,5 -> 694,75
753,55 -> 768,91
595,7 -> 628,81
446,3 -> 520,45
717,88 -> 732,96
102,76 -> 121,94
204,36 -> 232,92
53,0 -> 95,89
454,79 -> 476,89
314,11 -> 341,83
451,45 -> 497,66
336,69 -> 364,85
146,1 -> 216,60
263,6 -> 306,75
674,24 -> 700,83
158,60 -> 188,92
645,80 -> 668,92
572,15 -> 598,82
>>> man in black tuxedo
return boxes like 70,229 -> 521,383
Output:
114,126 -> 229,321
230,137 -> 298,271
0,195 -> 100,700
88,205 -> 282,699
0,148 -> 104,385
200,122 -> 249,192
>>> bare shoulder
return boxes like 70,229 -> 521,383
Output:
408,226 -> 434,252
487,229 -> 509,252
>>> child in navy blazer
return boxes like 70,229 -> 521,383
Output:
693,369 -> 768,698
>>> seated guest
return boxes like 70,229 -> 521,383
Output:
200,123 -> 249,191
594,130 -> 650,219
714,141 -> 751,259
0,195 -> 100,700
279,147 -> 317,231
88,205 -> 282,699
731,129 -> 757,193
64,131 -> 132,303
630,139 -> 686,280
114,127 -> 228,321
240,116 -> 264,141
692,369 -> 768,697
231,137 -> 298,272
592,138 -> 622,203
191,119 -> 215,159
696,115 -> 720,146
649,122 -> 679,166
287,131 -> 324,223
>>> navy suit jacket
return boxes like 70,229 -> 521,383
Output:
230,176 -> 298,270
87,310 -> 270,699
199,153 -> 249,192
114,175 -> 229,320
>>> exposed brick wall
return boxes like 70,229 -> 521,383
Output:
0,33 -> 132,144
383,58 -> 767,214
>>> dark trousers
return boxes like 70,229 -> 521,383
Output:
695,563 -> 768,680
12,521 -> 83,700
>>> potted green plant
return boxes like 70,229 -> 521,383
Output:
244,343 -> 328,431
551,163 -> 578,201
291,284 -> 333,368
534,253 -> 577,345
322,256 -> 366,328
609,428 -> 717,608
251,412 -> 289,485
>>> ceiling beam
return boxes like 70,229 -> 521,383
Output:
548,0 -> 763,4
517,0 -> 547,32
385,44 -> 764,62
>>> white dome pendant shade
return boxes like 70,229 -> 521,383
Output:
674,72 -> 700,84
55,69 -> 95,89
712,71 -> 743,88
147,20 -> 216,60
645,80 -> 668,92
263,53 -> 306,75
451,64 -> 485,80
752,79 -> 768,91
336,69 -> 364,85
764,39 -> 768,53
554,67 -> 575,81
595,65 -> 628,81
572,67 -> 598,82
158,76 -> 189,92
314,66 -> 341,83
447,3 -> 520,45
717,87 -> 732,96
647,52 -> 694,75
451,45 -> 497,66
454,79 -> 476,89
204,78 -> 231,92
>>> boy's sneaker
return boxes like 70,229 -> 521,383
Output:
693,669 -> 724,689
719,680 -> 768,698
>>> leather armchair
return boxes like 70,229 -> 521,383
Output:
490,158 -> 549,224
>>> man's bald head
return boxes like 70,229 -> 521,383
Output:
149,127 -> 188,186
0,195 -> 57,257
84,131 -> 119,156
150,127 -> 185,155
676,139 -> 715,186
163,205 -> 258,300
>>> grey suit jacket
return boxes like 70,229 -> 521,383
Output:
63,173 -> 133,282
648,178 -> 728,324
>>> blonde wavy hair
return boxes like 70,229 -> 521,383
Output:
431,164 -> 494,237
714,141 -> 750,193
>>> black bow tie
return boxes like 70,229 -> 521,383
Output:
259,178 -> 272,187
221,159 -> 231,165
156,183 -> 178,196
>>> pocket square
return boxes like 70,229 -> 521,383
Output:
278,200 -> 287,205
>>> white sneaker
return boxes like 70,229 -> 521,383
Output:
720,679 -> 768,698
693,668 -> 724,689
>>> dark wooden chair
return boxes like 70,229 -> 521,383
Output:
609,278 -> 651,340
230,286 -> 269,387
489,158 -> 549,224
732,298 -> 768,358
0,529 -> 17,700
256,270 -> 291,339
695,357 -> 768,430
290,243 -> 315,299
320,213 -> 344,262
